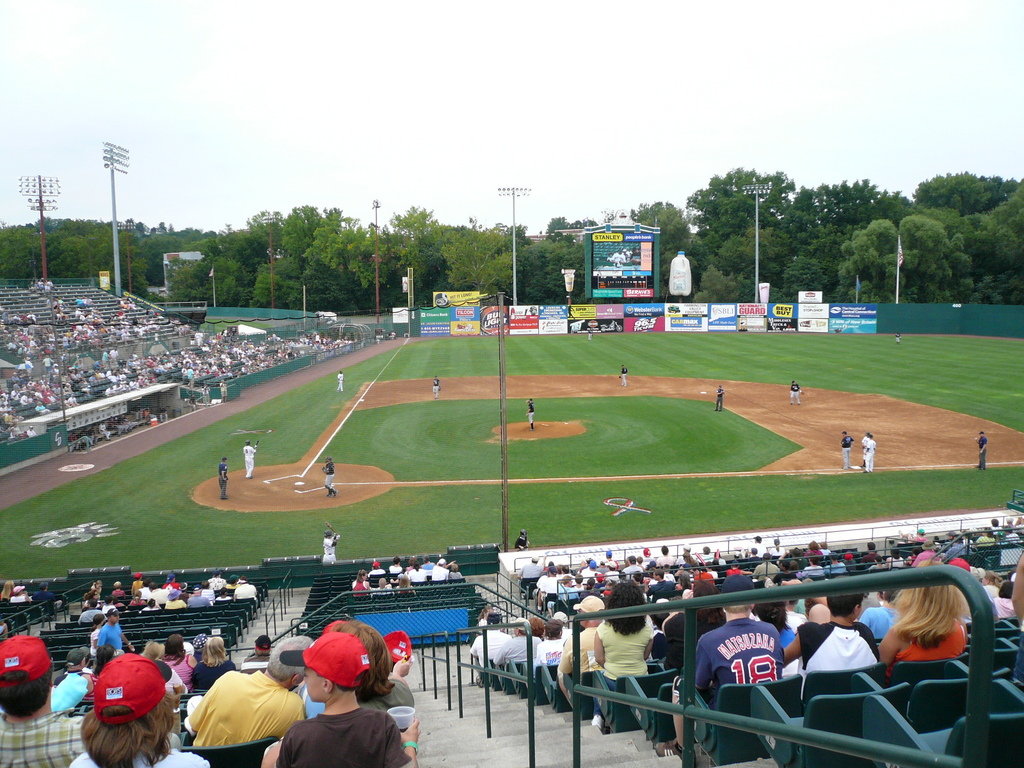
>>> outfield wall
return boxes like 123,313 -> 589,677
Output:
411,302 -> 1024,338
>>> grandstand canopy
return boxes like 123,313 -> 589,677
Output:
19,382 -> 180,431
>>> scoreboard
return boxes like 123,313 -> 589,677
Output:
584,224 -> 660,299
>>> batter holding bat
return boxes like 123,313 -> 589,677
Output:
322,522 -> 340,564
243,439 -> 259,479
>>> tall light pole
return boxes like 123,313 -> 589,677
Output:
118,219 -> 135,294
742,182 -> 772,302
256,213 -> 279,308
498,187 -> 530,306
102,142 -> 129,296
19,176 -> 60,279
372,199 -> 381,324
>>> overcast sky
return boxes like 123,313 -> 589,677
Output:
1,1 -> 1021,236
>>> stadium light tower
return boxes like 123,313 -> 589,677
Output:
372,199 -> 381,324
19,176 -> 60,279
742,183 -> 771,302
102,142 -> 130,296
497,187 -> 530,305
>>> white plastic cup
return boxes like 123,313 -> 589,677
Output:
388,706 -> 415,730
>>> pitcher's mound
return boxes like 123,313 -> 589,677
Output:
491,421 -> 587,441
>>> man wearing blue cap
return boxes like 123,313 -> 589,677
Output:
693,575 -> 782,707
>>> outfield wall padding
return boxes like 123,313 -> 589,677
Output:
877,303 -> 1024,338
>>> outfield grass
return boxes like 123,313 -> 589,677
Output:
3,333 -> 1023,575
331,397 -> 798,480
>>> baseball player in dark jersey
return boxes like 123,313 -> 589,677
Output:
620,365 -> 629,387
432,377 -> 441,400
841,431 -> 854,469
789,381 -> 801,405
715,386 -> 725,412
527,398 -> 535,430
218,457 -> 229,499
323,456 -> 337,496
977,431 -> 988,470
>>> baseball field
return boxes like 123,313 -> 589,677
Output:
5,332 -> 1024,576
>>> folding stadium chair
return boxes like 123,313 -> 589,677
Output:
889,654 -> 967,688
801,662 -> 886,704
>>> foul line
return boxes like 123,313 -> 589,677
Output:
298,338 -> 410,479
330,460 -> 1024,488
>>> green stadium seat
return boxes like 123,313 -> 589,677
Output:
801,662 -> 886,704
183,737 -> 277,768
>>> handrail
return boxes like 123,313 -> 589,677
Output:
568,565 -> 994,768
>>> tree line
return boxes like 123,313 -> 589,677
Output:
0,170 -> 1020,313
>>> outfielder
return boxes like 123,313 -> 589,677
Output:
620,365 -> 629,387
243,440 -> 259,479
527,398 -> 535,430
336,371 -> 344,392
432,376 -> 441,400
323,456 -> 337,496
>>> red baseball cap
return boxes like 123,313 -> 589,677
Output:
844,553 -> 855,561
643,548 -> 651,557
0,636 -> 51,686
281,632 -> 370,688
94,655 -> 167,724
383,631 -> 412,663
946,557 -> 972,572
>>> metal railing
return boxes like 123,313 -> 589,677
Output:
567,565 -> 996,768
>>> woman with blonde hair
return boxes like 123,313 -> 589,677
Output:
71,655 -> 207,768
0,581 -> 13,602
879,577 -> 967,678
191,636 -> 235,690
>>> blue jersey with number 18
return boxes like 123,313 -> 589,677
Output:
695,617 -> 783,708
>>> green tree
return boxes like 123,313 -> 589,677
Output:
441,223 -> 509,294
914,173 -> 1019,217
694,265 -> 742,302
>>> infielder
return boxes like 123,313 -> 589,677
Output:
527,398 -> 535,430
336,371 -> 344,392
322,523 -> 340,565
432,376 -> 441,400
715,386 -> 725,412
977,431 -> 988,470
243,440 -> 259,479
789,380 -> 802,405
862,432 -> 876,473
620,365 -> 629,387
217,457 -> 229,499
323,456 -> 337,496
841,431 -> 854,469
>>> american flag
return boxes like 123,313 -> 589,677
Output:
897,235 -> 904,268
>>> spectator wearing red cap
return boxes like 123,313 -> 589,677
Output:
240,635 -> 273,674
268,632 -> 419,768
72,654 -> 207,768
0,635 -> 86,768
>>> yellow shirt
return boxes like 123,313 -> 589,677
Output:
596,621 -> 653,679
558,626 -> 603,676
190,671 -> 305,746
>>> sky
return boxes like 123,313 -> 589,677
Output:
1,0 -> 1021,236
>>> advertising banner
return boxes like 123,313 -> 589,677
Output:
797,303 -> 828,319
738,316 -> 767,332
596,304 -> 624,318
450,306 -> 481,336
539,306 -> 567,335
767,316 -> 797,332
829,317 -> 877,333
798,291 -> 823,303
665,303 -> 707,317
708,304 -> 738,332
624,303 -> 664,317
509,305 -> 539,335
569,305 -> 596,319
432,291 -> 483,308
420,308 -> 452,336
798,318 -> 829,333
828,304 -> 877,333
667,316 -> 708,332
626,316 -> 664,332
738,303 -> 767,316
479,306 -> 509,335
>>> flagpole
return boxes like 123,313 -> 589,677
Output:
895,235 -> 903,304
856,275 -> 860,302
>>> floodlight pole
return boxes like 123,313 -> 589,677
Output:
498,187 -> 530,306
103,142 -> 130,296
372,199 -> 381,324
19,176 -> 60,279
742,183 -> 772,302
497,291 -> 509,551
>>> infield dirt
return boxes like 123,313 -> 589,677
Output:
191,375 -> 1024,512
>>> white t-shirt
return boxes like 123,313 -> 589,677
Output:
71,750 -> 209,768
431,565 -> 450,582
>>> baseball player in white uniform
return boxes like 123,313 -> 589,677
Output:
620,365 -> 629,387
527,399 -> 535,430
336,371 -> 344,392
432,377 -> 441,400
243,440 -> 258,479
789,381 -> 802,405
862,432 -> 876,473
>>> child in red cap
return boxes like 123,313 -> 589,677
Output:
270,633 -> 419,768
73,654 -> 205,768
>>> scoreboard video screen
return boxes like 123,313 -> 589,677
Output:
584,225 -> 660,299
